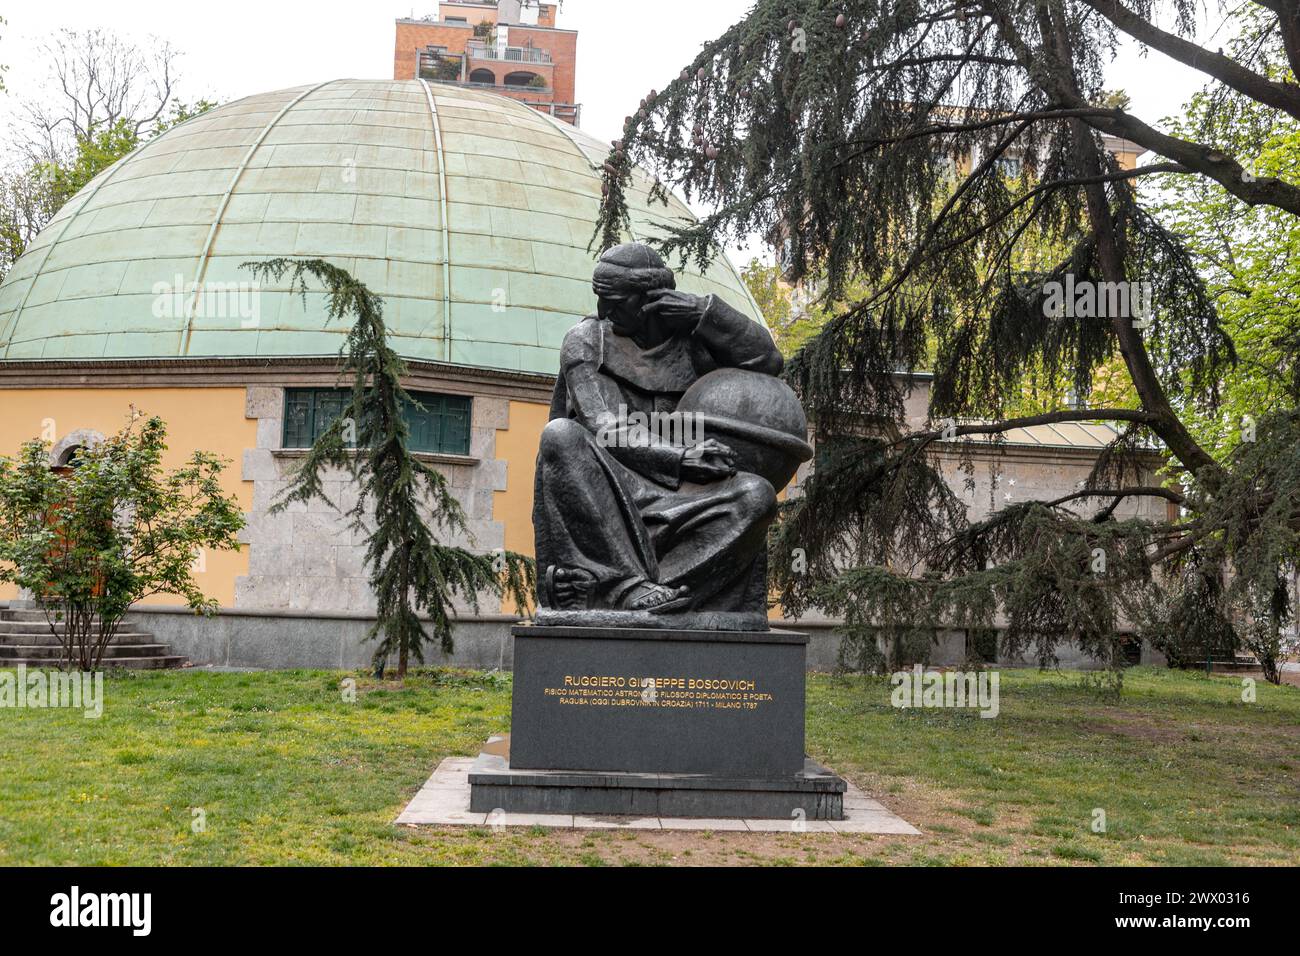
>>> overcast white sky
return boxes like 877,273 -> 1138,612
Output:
0,0 -> 1233,262
0,1 -> 777,143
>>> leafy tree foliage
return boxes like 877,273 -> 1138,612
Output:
741,258 -> 801,352
243,258 -> 535,680
596,0 -> 1300,681
0,25 -> 214,284
1153,7 -> 1300,457
1,98 -> 216,280
0,414 -> 245,671
1,100 -> 214,283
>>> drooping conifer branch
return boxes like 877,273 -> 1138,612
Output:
243,258 -> 535,679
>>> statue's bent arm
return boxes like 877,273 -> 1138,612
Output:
558,322 -> 685,489
692,295 -> 785,377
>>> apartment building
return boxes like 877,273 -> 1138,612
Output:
394,1 -> 581,125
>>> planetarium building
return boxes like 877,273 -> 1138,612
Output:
0,79 -> 772,668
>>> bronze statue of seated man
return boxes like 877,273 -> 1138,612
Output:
533,242 -> 797,626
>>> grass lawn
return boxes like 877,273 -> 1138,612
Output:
0,666 -> 1296,866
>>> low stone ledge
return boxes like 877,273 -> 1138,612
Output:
271,448 -> 481,467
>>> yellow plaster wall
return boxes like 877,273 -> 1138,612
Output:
0,388 -> 255,606
492,399 -> 550,613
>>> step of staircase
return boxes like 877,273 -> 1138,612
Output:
0,607 -> 188,670
0,617 -> 117,630
0,632 -> 155,647
0,609 -> 62,623
0,620 -> 151,636
0,643 -> 174,659
0,655 -> 188,670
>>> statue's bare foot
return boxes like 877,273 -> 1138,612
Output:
624,581 -> 691,614
545,566 -> 596,610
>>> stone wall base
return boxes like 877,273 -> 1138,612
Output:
116,607 -> 1166,672
122,607 -> 518,670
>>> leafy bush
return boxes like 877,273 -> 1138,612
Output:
0,413 -> 244,670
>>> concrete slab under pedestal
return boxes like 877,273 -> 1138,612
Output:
469,744 -> 847,819
395,745 -> 921,835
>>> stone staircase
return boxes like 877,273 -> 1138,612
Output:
0,606 -> 188,669
1209,653 -> 1263,673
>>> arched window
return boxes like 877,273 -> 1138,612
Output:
504,71 -> 545,89
49,429 -> 104,471
55,446 -> 85,469
469,68 -> 496,85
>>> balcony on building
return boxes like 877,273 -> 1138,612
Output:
417,43 -> 579,125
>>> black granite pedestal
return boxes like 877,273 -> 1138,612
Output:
468,624 -> 846,820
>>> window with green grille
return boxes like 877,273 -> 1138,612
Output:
282,389 -> 472,456
403,391 -> 471,455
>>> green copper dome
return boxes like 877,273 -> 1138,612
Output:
0,79 -> 767,371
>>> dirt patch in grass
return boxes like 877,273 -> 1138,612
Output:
402,825 -> 907,866
1080,714 -> 1187,743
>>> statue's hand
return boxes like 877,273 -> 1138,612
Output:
642,288 -> 707,333
681,438 -> 736,482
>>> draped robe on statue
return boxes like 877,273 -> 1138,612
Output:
534,294 -> 784,612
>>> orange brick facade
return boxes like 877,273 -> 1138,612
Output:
394,2 -> 579,125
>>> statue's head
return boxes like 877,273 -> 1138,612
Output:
592,242 -> 675,336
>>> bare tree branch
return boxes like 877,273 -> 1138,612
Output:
1079,0 -> 1300,119
22,28 -> 180,155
